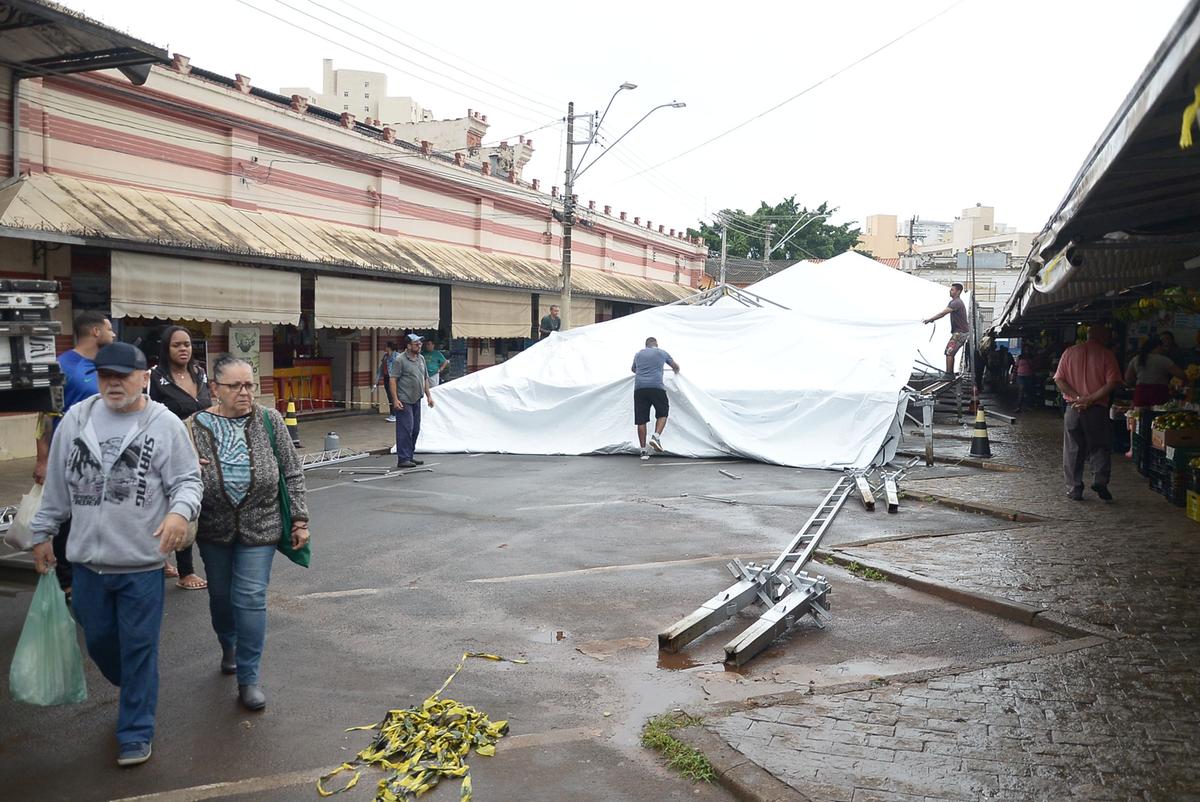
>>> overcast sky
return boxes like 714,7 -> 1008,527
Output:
57,0 -> 1189,236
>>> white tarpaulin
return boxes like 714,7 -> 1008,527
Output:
732,251 -> 969,375
420,302 -> 921,469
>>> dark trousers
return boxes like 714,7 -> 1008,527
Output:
176,545 -> 195,576
382,378 -> 396,411
1063,405 -> 1111,492
71,565 -> 164,746
52,517 -> 71,590
394,401 -> 422,462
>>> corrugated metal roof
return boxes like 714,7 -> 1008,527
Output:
0,0 -> 167,78
0,173 -> 695,305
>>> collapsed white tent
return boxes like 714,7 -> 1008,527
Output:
419,298 -> 923,469
730,250 -> 967,376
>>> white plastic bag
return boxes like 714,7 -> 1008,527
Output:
4,484 -> 43,551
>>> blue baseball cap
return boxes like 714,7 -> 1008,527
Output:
93,342 -> 148,374
405,333 -> 424,343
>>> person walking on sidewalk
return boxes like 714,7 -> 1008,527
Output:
29,342 -> 202,767
389,333 -> 435,469
922,283 -> 969,380
375,342 -> 398,423
1054,324 -> 1123,501
190,356 -> 310,712
32,310 -> 116,599
149,325 -> 211,591
632,337 -> 680,460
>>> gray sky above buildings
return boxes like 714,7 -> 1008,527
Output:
58,0 -> 1188,238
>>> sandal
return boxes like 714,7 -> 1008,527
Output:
177,574 -> 208,590
164,563 -> 180,578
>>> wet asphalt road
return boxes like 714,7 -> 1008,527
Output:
0,452 -> 1055,801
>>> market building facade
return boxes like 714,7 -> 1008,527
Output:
0,13 -> 704,459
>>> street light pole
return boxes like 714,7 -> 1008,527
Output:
558,91 -> 684,332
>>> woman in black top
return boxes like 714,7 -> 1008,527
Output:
149,324 -> 211,590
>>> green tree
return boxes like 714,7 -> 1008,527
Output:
687,198 -> 862,261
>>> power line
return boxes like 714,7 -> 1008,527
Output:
301,0 -> 563,116
327,0 -> 563,110
234,0 -> 551,126
618,0 -> 970,181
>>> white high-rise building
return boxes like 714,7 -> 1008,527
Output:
281,59 -> 432,125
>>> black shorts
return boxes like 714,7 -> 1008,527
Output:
634,387 -> 669,425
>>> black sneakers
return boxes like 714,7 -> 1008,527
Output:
1091,483 -> 1113,502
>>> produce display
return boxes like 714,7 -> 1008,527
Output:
1153,411 -> 1200,431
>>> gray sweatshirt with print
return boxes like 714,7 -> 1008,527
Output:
31,396 -> 203,573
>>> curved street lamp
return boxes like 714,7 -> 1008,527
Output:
559,89 -> 686,330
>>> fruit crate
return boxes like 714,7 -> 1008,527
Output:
1149,472 -> 1187,507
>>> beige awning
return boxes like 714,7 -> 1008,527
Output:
111,251 -> 300,324
557,295 -> 596,327
314,275 -> 438,329
452,285 -> 530,339
0,174 -> 698,307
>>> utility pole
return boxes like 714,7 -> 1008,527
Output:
560,101 -> 575,331
719,222 -> 728,285
900,214 -> 919,257
762,223 -> 774,276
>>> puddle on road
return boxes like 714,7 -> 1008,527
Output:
656,650 -> 704,671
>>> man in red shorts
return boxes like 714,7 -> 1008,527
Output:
923,282 -> 969,380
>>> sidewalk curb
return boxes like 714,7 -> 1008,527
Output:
895,451 -> 1023,472
816,549 -> 1107,641
899,490 -> 1050,523
672,725 -> 812,802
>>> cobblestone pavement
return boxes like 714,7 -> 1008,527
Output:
707,411 -> 1200,801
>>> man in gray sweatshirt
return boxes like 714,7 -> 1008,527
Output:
31,342 -> 202,768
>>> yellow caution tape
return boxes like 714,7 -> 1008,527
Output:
1181,84 -> 1200,149
317,652 -> 527,801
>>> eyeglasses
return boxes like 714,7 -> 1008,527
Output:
215,381 -> 256,393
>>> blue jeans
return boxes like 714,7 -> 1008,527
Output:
394,401 -> 422,462
71,565 -> 164,746
197,541 -> 275,686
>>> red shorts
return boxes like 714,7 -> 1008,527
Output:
944,332 -> 968,357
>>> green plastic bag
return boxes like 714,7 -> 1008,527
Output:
9,573 -> 87,706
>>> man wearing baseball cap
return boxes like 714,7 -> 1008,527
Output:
30,342 -> 203,767
388,333 -> 435,468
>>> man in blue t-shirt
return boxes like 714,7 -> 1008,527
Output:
32,310 -> 115,592
631,337 -> 680,460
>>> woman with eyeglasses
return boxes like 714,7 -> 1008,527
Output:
148,325 -> 211,590
190,355 -> 310,711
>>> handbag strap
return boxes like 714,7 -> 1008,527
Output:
262,408 -> 283,464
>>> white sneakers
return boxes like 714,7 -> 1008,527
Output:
386,415 -> 397,423
640,448 -> 650,461
649,434 -> 664,453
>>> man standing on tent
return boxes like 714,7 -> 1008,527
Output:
923,282 -> 969,380
632,337 -> 680,460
